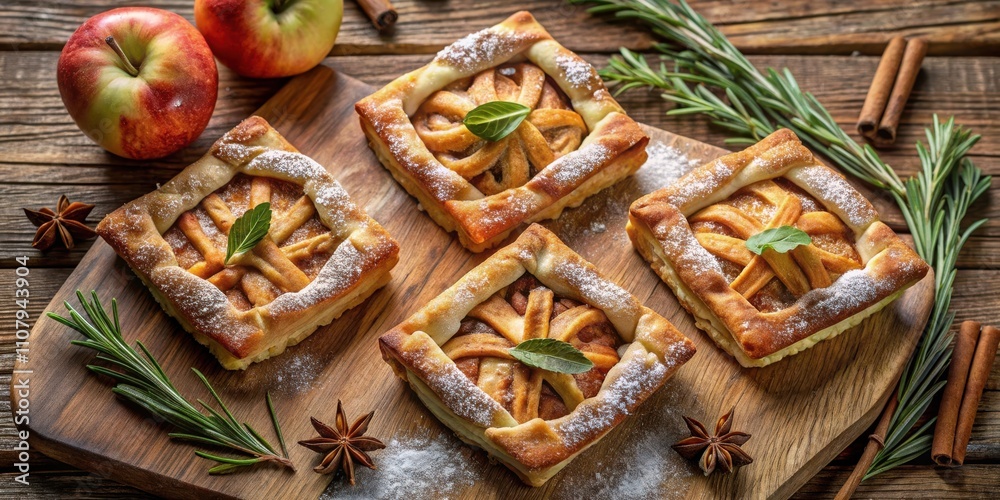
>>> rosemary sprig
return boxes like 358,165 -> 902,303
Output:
48,290 -> 294,475
573,0 -> 990,479
576,0 -> 904,194
867,118 -> 989,479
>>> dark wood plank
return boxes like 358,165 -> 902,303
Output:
5,52 -> 995,172
0,471 -> 153,498
794,465 -> 1000,499
1,1 -> 997,55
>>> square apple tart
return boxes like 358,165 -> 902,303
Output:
355,11 -> 648,252
379,224 -> 695,486
628,129 -> 928,368
97,116 -> 399,370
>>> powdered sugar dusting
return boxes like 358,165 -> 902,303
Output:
666,158 -> 734,207
153,267 -> 258,348
434,28 -> 524,72
554,259 -> 636,318
550,142 -> 612,185
772,268 -> 884,340
375,119 -> 459,201
267,235 -> 391,315
555,53 -> 597,89
635,141 -> 701,190
312,183 -> 351,233
245,149 -> 327,183
792,165 -> 874,228
476,190 -> 533,229
659,221 -> 724,275
453,271 -> 492,307
270,351 -> 321,394
557,353 -> 668,446
421,362 -> 504,427
554,384 -> 695,499
323,430 -> 486,499
215,142 -> 261,165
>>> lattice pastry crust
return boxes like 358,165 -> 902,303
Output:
379,224 -> 695,486
356,11 -> 648,252
628,129 -> 928,368
98,117 -> 399,370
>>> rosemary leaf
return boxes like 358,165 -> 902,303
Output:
267,392 -> 289,458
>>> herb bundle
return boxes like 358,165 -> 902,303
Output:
49,291 -> 293,475
572,0 -> 990,478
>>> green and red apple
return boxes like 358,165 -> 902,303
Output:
194,0 -> 343,78
57,7 -> 218,160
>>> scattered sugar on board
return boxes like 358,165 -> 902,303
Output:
548,179 -> 631,246
635,141 -> 701,191
554,381 -> 695,500
322,429 -> 486,499
270,351 -> 321,394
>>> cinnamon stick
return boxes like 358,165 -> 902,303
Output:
931,320 -> 981,466
874,38 -> 928,147
857,36 -> 906,139
834,392 -> 898,500
354,0 -> 398,32
952,325 -> 1000,465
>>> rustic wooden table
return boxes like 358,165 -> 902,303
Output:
1,0 -> 998,498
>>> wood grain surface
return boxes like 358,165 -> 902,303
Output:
2,1 -> 999,498
2,0 -> 998,55
12,66 -> 936,499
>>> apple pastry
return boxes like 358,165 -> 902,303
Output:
379,224 -> 695,485
628,129 -> 928,368
355,11 -> 648,252
97,116 -> 399,370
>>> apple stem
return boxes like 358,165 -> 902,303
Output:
272,0 -> 287,13
105,36 -> 140,77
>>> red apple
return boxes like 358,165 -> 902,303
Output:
57,8 -> 218,160
194,0 -> 343,79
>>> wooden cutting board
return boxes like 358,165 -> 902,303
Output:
14,65 -> 934,500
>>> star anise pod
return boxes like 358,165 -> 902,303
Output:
298,400 -> 386,484
23,195 -> 97,251
671,406 -> 753,475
